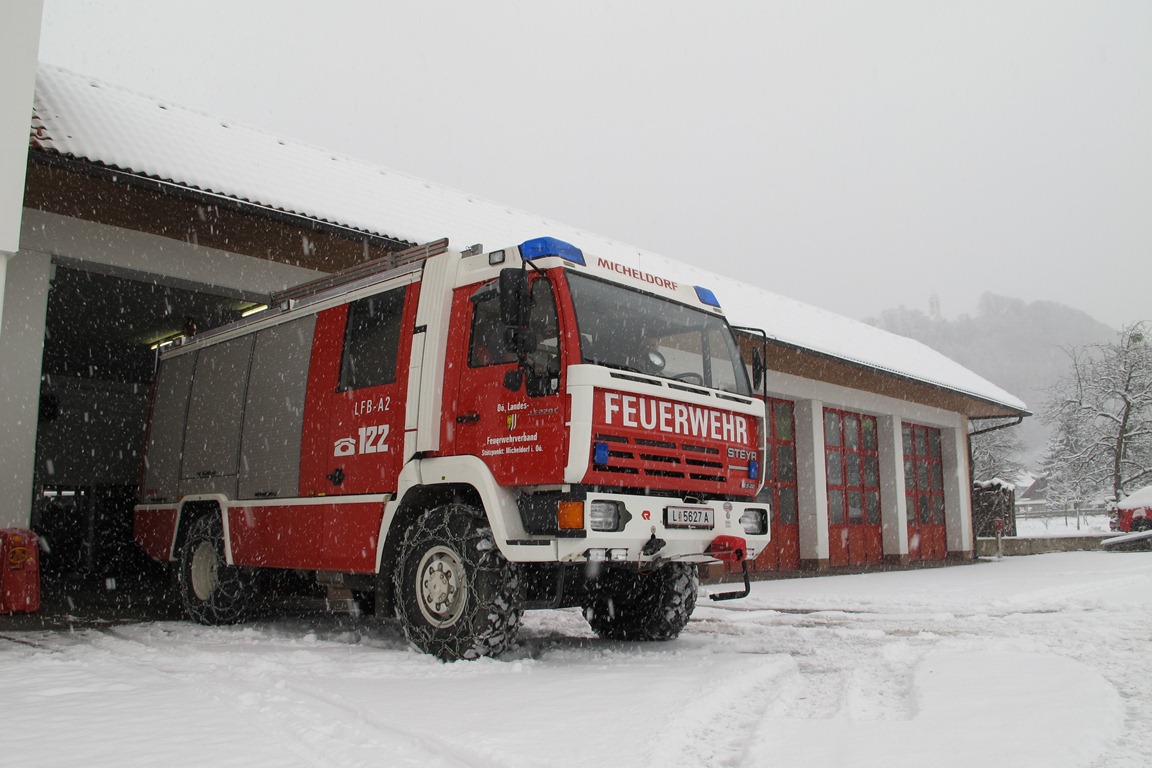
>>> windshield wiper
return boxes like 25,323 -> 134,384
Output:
584,358 -> 645,375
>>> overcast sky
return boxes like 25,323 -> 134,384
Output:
37,0 -> 1152,329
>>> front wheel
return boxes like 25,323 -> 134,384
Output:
584,562 -> 699,641
177,514 -> 250,625
393,504 -> 522,661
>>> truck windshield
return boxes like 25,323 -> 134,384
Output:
566,272 -> 752,397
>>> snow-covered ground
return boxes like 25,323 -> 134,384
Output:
1015,512 -> 1113,537
2,551 -> 1149,768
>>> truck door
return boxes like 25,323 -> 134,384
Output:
444,274 -> 567,486
301,283 -> 417,497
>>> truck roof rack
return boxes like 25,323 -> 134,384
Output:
270,238 -> 450,307
158,238 -> 452,355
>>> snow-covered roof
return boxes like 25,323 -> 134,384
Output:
29,63 -> 1027,415
1117,485 -> 1152,510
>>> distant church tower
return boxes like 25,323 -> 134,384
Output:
929,293 -> 942,321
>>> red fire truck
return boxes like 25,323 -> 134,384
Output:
134,237 -> 770,660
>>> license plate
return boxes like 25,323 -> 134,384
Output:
664,506 -> 714,529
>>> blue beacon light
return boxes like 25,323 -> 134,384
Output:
518,237 -> 587,266
694,285 -> 721,308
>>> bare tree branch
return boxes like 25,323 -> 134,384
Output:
1041,322 -> 1152,506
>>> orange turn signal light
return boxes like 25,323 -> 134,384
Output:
557,501 -> 585,530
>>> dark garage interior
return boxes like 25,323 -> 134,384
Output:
32,265 -> 257,582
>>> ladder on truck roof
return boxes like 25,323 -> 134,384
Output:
158,238 -> 452,354
271,237 -> 450,307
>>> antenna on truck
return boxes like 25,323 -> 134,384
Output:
270,238 -> 450,307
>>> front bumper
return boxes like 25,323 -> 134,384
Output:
518,490 -> 771,564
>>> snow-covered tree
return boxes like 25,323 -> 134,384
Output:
970,425 -> 1027,483
1041,323 -> 1152,507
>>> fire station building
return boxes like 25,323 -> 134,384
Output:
1,63 -> 1028,584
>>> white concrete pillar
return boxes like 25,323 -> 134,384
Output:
877,415 -> 909,560
941,424 -> 974,556
0,250 -> 52,527
794,399 -> 829,568
0,0 -> 43,337
0,253 -> 8,331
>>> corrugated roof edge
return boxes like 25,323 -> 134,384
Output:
767,336 -> 1032,417
32,64 -> 646,260
30,66 -> 417,246
28,148 -> 417,251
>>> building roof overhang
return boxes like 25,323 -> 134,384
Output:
25,63 -> 1029,420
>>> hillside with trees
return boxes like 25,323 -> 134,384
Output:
866,293 -> 1116,468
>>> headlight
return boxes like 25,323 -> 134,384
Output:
739,508 -> 768,536
589,501 -> 622,531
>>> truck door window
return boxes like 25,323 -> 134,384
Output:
338,287 -> 405,391
468,276 -> 561,395
705,326 -> 745,393
525,278 -> 561,395
469,282 -> 517,367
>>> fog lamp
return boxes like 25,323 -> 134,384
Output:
558,501 -> 585,530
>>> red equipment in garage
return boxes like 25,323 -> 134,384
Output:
0,528 -> 41,614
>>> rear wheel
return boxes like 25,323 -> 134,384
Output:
393,504 -> 522,661
584,562 -> 699,641
177,514 -> 249,625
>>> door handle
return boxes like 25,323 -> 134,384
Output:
456,413 -> 481,424
327,467 -> 345,486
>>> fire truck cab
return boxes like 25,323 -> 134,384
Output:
135,237 -> 770,659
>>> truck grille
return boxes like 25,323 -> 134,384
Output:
593,433 -> 727,484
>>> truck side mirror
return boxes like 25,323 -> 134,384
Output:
505,327 -> 537,356
752,347 -> 766,391
503,369 -> 524,392
499,268 -> 530,327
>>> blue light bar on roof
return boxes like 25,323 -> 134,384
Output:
694,285 -> 722,308
518,237 -> 586,266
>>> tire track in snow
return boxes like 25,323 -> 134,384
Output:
275,678 -> 513,768
0,632 -> 66,652
698,583 -> 1146,768
90,627 -> 350,768
689,605 -> 931,726
641,652 -> 794,768
94,626 -> 491,768
3,627 -> 326,768
643,606 -> 924,767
